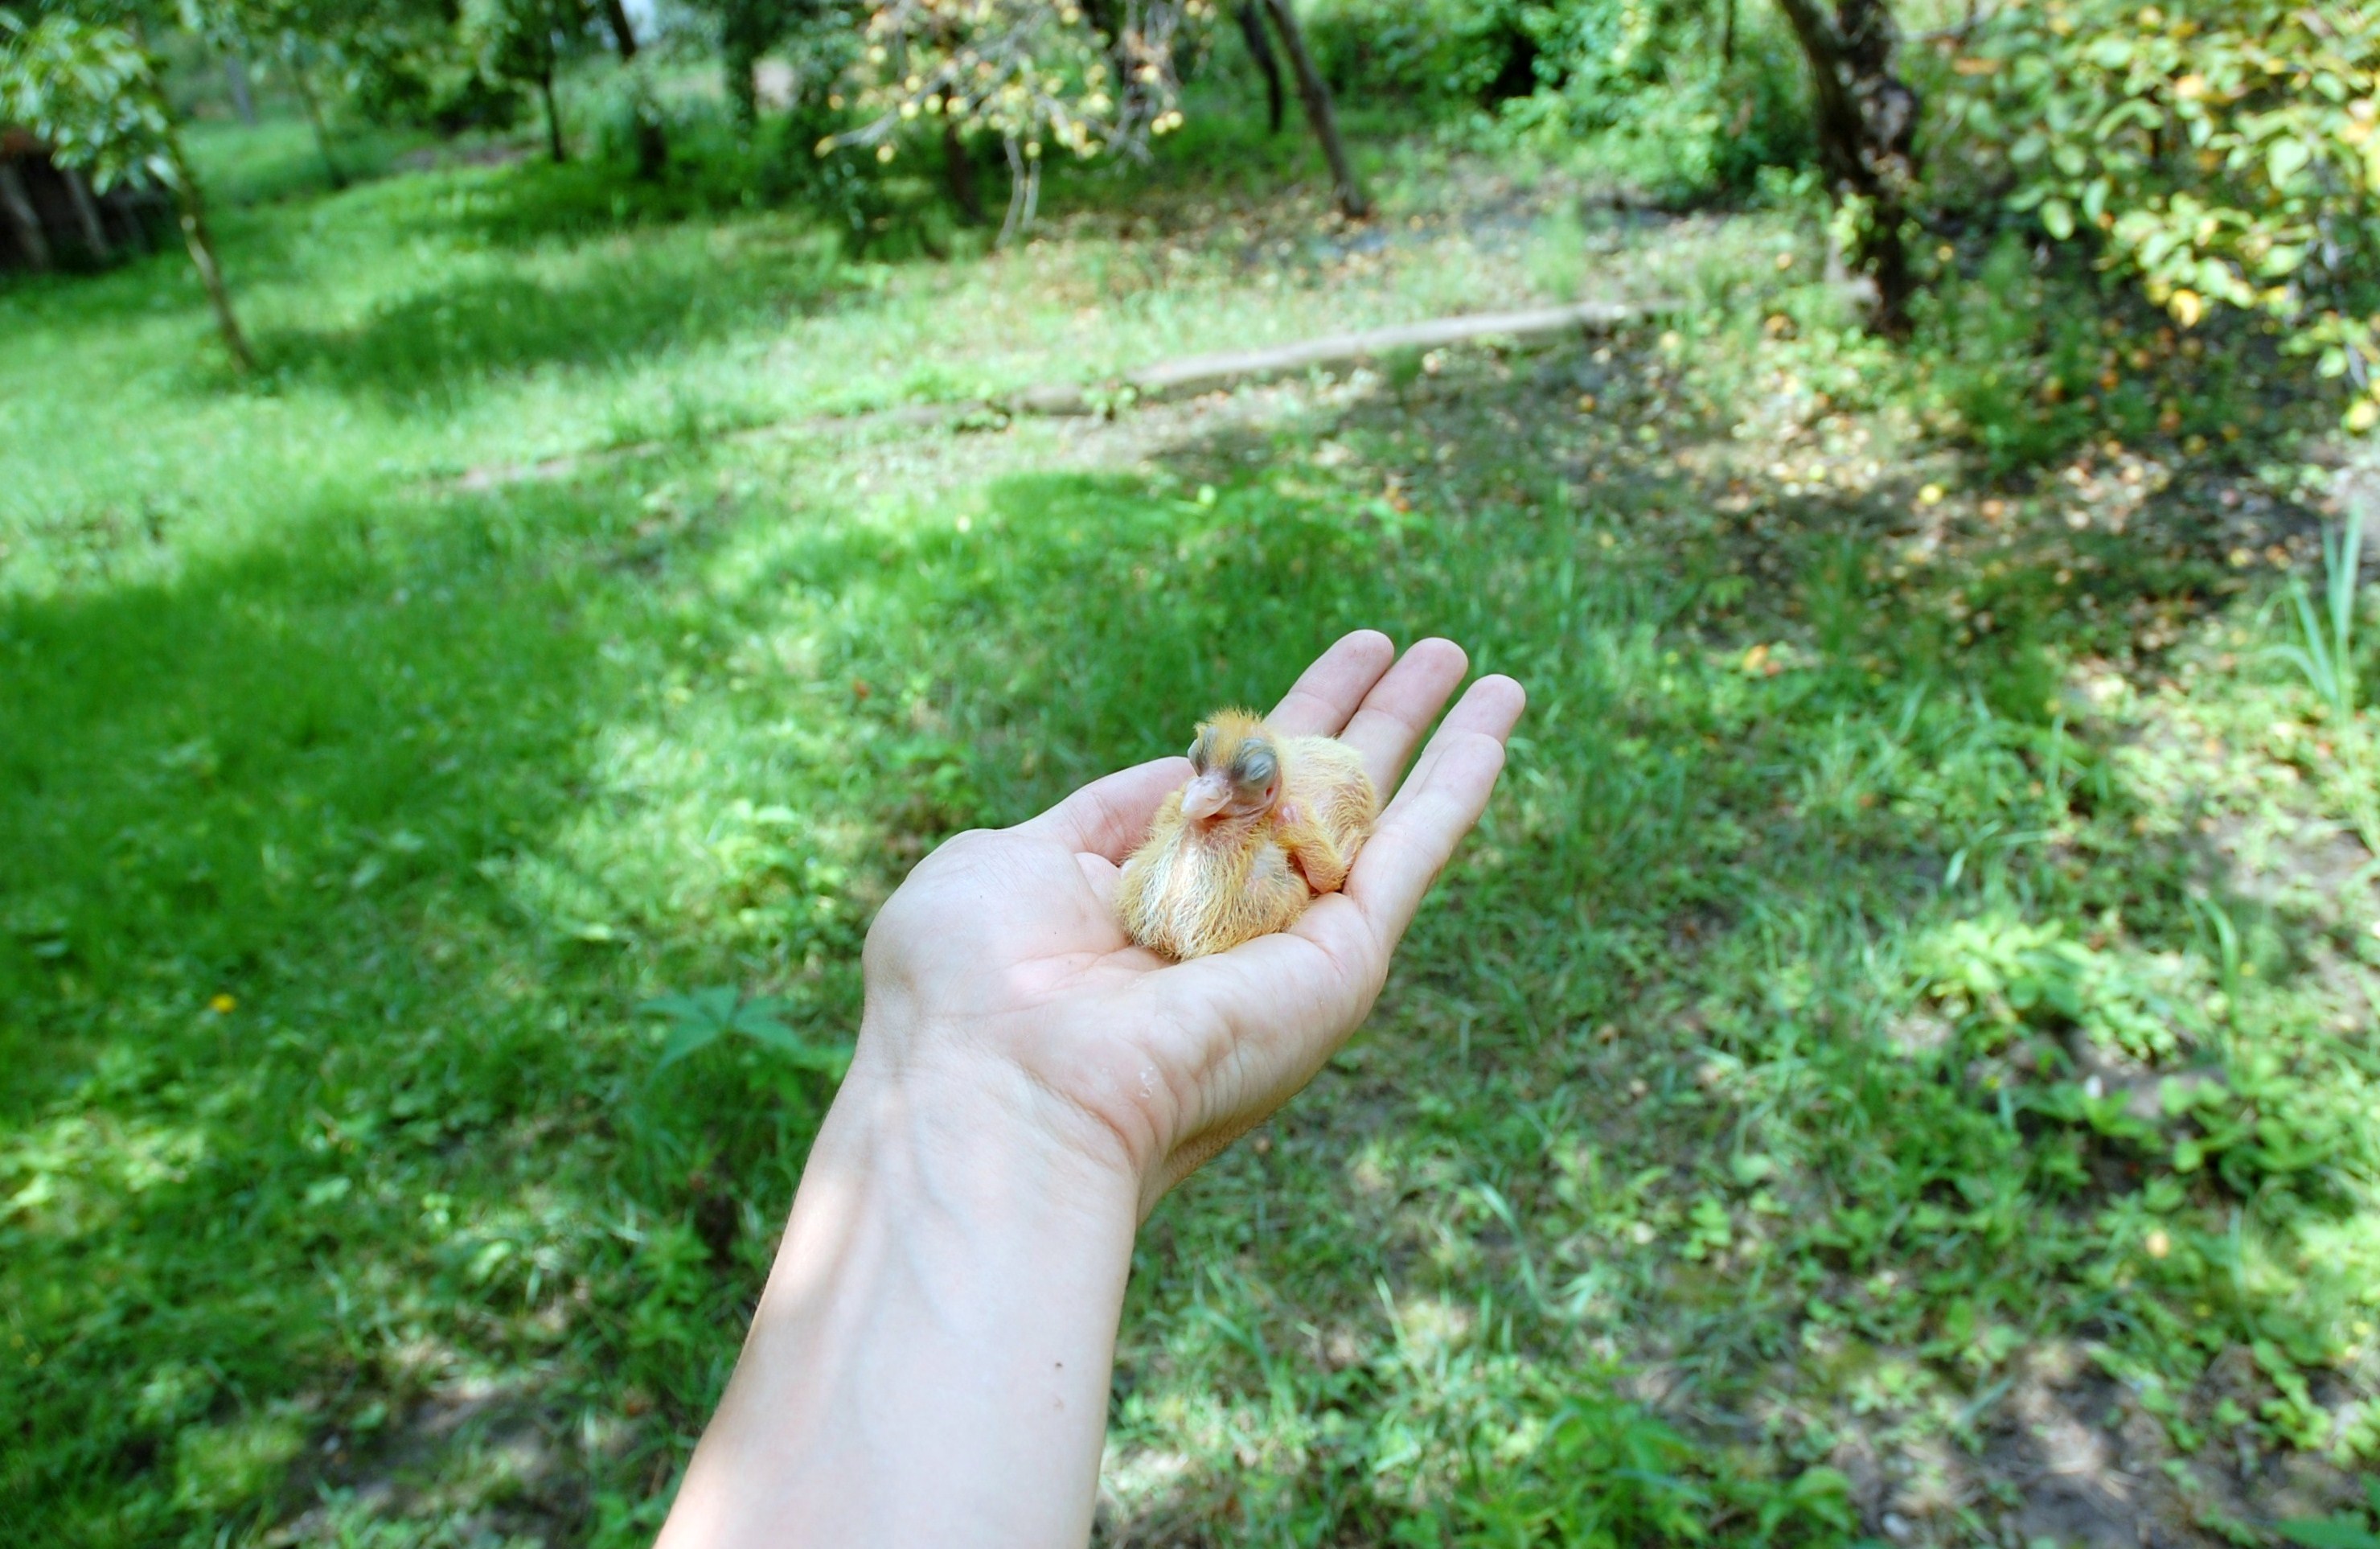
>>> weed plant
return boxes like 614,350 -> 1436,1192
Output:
2272,502 -> 2380,859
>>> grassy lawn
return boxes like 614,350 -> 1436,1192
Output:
5,105 -> 2379,1547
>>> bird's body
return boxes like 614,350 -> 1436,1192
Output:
1118,712 -> 1377,959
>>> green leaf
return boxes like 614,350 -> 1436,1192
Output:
642,986 -> 850,1074
654,1020 -> 725,1071
2041,199 -> 2077,240
2267,137 -> 2313,186
638,986 -> 737,1033
728,1009 -> 802,1054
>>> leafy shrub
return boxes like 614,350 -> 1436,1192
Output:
1303,0 -> 1548,107
1304,0 -> 1812,199
347,38 -> 524,135
1545,41 -> 1812,201
764,99 -> 913,240
1914,236 -> 2275,476
1442,1399 -> 1857,1545
1911,239 -> 2108,475
1912,912 -> 2198,1066
583,64 -> 697,172
1943,0 -> 2380,426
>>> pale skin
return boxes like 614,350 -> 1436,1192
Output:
654,631 -> 1526,1549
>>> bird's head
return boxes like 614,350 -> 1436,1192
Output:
1181,710 -> 1281,824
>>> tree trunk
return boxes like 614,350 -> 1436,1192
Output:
1773,0 -> 1920,333
725,40 -> 761,129
599,0 -> 641,59
1721,0 -> 1738,64
163,134 -> 254,374
943,121 -> 983,224
540,70 -> 567,163
1236,1 -> 1285,134
0,161 -> 52,272
289,58 -> 347,191
63,166 -> 111,261
1259,0 -> 1368,219
596,0 -> 670,176
998,135 -> 1040,247
633,113 -> 668,179
224,51 -> 258,125
720,0 -> 774,131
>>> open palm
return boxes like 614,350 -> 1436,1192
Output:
860,631 -> 1526,1212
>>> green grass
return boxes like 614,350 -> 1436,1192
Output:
4,105 -> 2379,1547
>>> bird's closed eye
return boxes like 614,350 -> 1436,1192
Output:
1229,742 -> 1277,789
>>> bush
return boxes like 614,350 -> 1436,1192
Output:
1303,0 -> 1812,200
1914,234 -> 2283,477
1303,0 -> 1547,107
1940,0 -> 2380,428
344,26 -> 525,135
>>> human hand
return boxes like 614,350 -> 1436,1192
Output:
856,631 -> 1526,1216
659,634 -> 1522,1548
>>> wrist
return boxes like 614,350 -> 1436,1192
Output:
841,1009 -> 1156,1219
662,1022 -> 1143,1548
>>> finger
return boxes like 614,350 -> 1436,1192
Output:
1266,629 -> 1396,738
1375,670 -> 1524,821
1336,637 -> 1471,795
1021,756 -> 1190,861
1346,674 -> 1525,939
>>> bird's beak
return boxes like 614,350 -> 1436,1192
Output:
1180,771 -> 1233,821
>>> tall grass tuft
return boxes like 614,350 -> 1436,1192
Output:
2273,500 -> 2380,855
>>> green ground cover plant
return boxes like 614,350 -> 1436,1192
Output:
5,85 -> 2380,1549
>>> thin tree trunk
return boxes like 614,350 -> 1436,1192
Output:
1236,1 -> 1285,134
634,113 -> 668,179
1772,0 -> 1919,333
163,134 -> 254,374
1722,0 -> 1738,64
943,121 -> 983,224
224,51 -> 258,124
289,58 -> 347,191
63,166 -> 111,261
540,71 -> 567,163
596,0 -> 670,177
998,135 -> 1040,248
720,0 -> 773,131
1258,0 -> 1368,219
725,41 -> 761,129
0,161 -> 54,271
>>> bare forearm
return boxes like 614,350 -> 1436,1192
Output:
657,1049 -> 1140,1548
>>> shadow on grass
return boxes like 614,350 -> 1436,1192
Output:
252,227 -> 844,402
183,116 -> 437,212
390,138 -> 967,259
0,470 -> 811,1542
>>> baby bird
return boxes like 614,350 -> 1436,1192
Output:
1117,709 -> 1378,959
